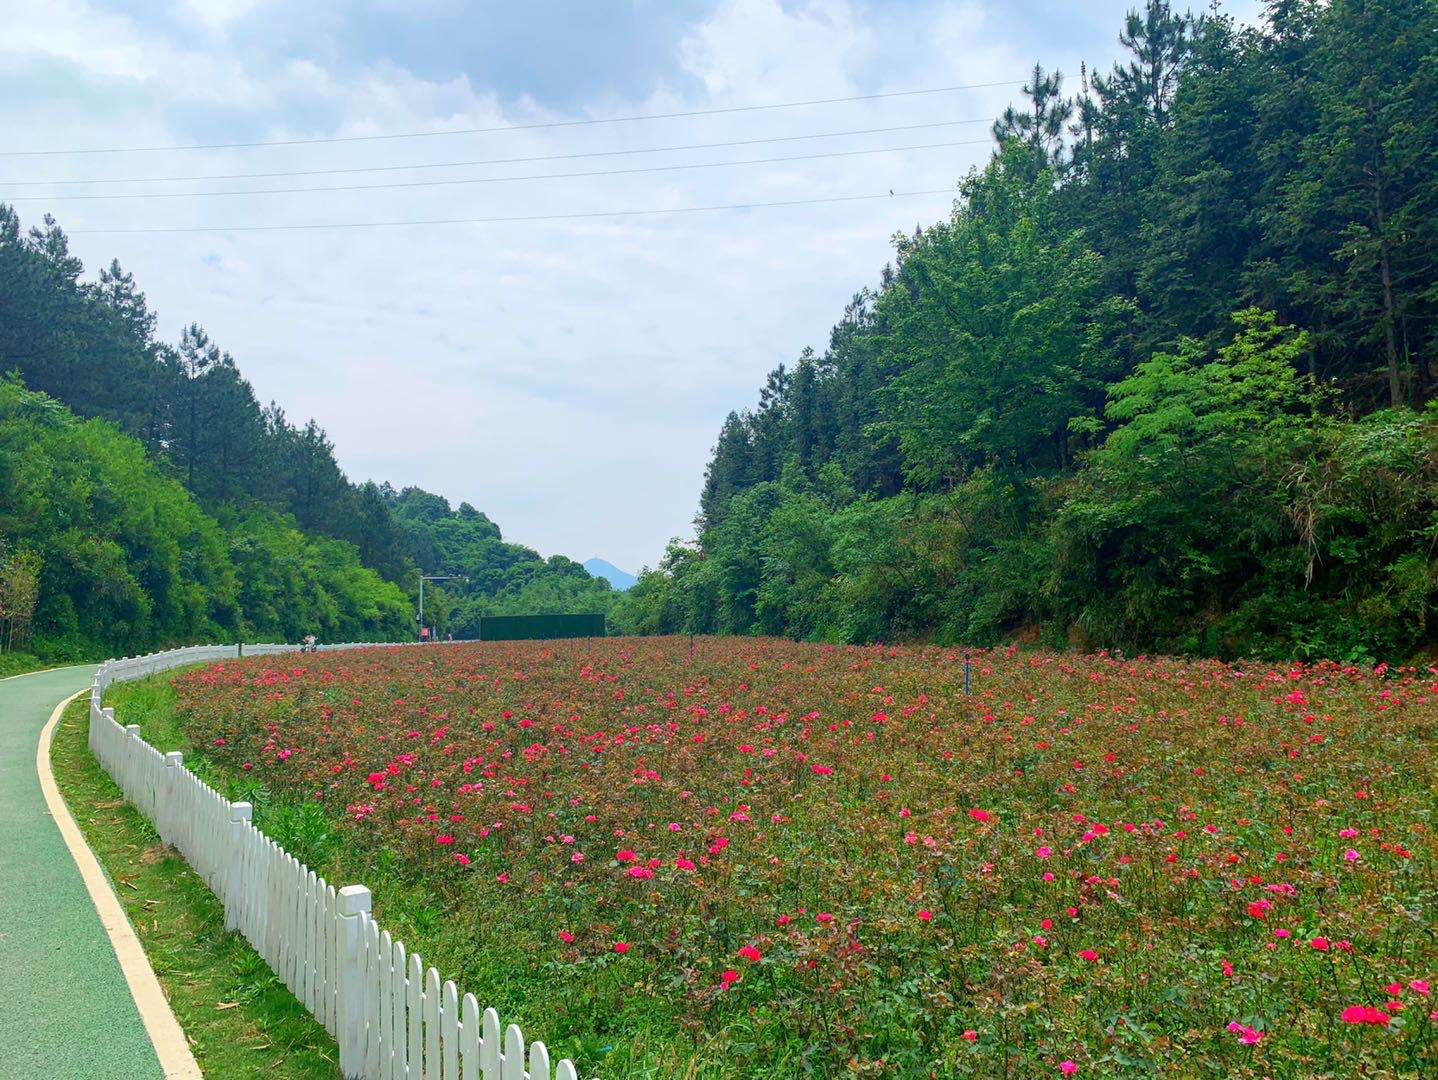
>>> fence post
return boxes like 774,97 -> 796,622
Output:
225,802 -> 253,932
336,884 -> 372,1079
88,679 -> 102,754
123,725 -> 142,802
161,751 -> 183,845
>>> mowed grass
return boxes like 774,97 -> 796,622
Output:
0,651 -> 51,679
108,638 -> 1436,1078
50,694 -> 340,1079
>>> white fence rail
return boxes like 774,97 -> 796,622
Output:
88,642 -> 581,1080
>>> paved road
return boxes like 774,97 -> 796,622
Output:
0,665 -> 165,1079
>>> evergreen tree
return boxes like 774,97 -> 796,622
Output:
1264,0 -> 1438,405
673,0 -> 1437,658
992,63 -> 1073,167
1095,0 -> 1195,127
699,411 -> 754,525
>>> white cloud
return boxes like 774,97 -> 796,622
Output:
1,0 -> 1260,570
181,0 -> 265,32
5,0 -> 161,80
678,0 -> 864,98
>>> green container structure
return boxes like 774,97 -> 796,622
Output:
477,613 -> 605,641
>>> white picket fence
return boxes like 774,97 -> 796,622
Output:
88,642 -> 581,1080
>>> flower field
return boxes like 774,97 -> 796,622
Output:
158,638 -> 1434,1077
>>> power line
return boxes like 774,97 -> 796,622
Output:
3,118 -> 995,187
67,187 -> 956,235
7,139 -> 990,202
3,80 -> 1020,157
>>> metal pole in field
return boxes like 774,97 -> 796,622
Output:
416,574 -> 465,642
963,651 -> 971,695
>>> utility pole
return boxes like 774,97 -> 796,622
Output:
417,574 -> 464,641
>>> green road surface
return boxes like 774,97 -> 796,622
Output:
0,665 -> 165,1079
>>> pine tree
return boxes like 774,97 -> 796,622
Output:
1095,0 -> 1195,127
1266,0 -> 1438,405
991,63 -> 1073,168
699,411 -> 754,526
169,324 -> 222,495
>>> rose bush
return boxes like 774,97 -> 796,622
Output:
157,638 -> 1434,1077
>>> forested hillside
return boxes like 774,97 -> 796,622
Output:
0,208 -> 417,582
631,0 -> 1438,661
382,486 -> 616,639
0,209 -> 616,659
0,376 -> 413,653
6,0 -> 1433,663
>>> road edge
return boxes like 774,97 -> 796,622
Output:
36,688 -> 204,1080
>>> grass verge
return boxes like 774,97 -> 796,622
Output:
102,676 -> 646,1075
50,696 -> 341,1079
0,651 -> 49,679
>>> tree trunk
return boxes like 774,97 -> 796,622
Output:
188,373 -> 197,492
1376,220 -> 1402,407
1367,101 -> 1403,408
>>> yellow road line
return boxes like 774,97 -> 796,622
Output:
36,689 -> 203,1079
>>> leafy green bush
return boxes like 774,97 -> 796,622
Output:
0,376 -> 410,657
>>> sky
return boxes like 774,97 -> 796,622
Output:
3,0 -> 1265,573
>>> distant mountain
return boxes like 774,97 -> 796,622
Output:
584,558 -> 637,591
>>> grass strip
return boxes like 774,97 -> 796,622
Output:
50,696 -> 341,1079
0,651 -> 51,679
